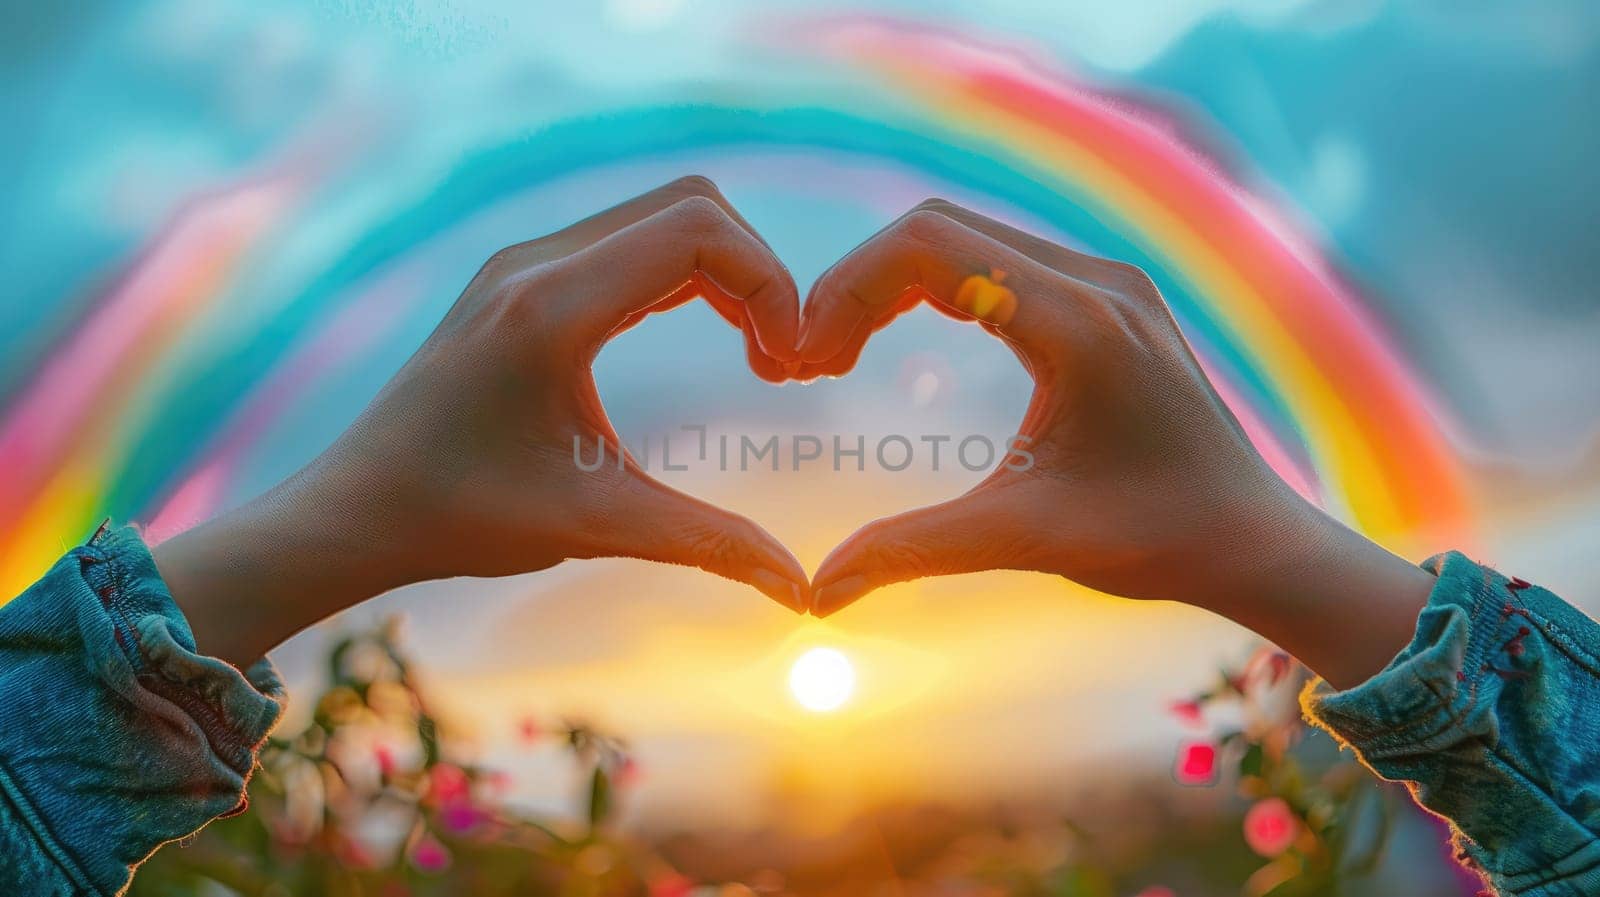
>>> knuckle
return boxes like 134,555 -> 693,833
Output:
899,207 -> 955,244
667,173 -> 722,198
490,262 -> 563,332
667,194 -> 732,234
1107,260 -> 1159,297
477,245 -> 522,282
681,519 -> 747,572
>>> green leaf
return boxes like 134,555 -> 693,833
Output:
418,715 -> 440,766
1239,742 -> 1265,778
327,637 -> 355,686
1049,865 -> 1113,897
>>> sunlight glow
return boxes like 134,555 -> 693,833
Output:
789,647 -> 855,712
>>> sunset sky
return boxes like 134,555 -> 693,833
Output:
3,0 -> 1597,838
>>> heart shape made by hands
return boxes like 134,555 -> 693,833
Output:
582,189 -> 1303,633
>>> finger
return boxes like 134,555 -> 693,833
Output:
606,278 -> 750,345
532,174 -> 771,261
809,488 -> 1030,616
556,196 -> 800,365
703,265 -> 800,364
592,472 -> 809,613
910,199 -> 1137,287
533,176 -> 797,362
796,207 -> 1081,370
744,310 -> 791,383
607,280 -> 707,340
794,289 -> 923,380
794,316 -> 870,381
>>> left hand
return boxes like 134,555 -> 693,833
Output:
155,177 -> 811,667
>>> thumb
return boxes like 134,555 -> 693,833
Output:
589,472 -> 809,613
810,490 -> 1026,616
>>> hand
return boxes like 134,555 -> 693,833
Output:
155,177 -> 809,667
796,200 -> 1434,688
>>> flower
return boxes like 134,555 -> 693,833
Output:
1243,797 -> 1300,857
374,745 -> 397,777
615,756 -> 642,787
518,716 -> 541,744
426,763 -> 471,806
649,872 -> 697,897
1173,740 -> 1217,786
440,799 -> 486,835
1132,887 -> 1176,897
1262,652 -> 1292,685
411,835 -> 452,873
1168,699 -> 1205,728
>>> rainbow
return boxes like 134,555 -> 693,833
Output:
0,178 -> 304,594
795,17 -> 1475,551
0,15 -> 1475,598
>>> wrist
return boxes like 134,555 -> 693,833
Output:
1199,493 -> 1436,689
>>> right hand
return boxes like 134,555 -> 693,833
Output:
796,200 -> 1434,687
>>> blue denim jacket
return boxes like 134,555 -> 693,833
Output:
0,526 -> 284,895
1304,551 -> 1600,896
0,530 -> 1595,895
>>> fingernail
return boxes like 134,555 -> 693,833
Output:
811,574 -> 869,616
752,568 -> 805,612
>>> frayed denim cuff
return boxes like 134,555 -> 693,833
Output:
75,524 -> 284,771
1303,552 -> 1600,896
0,524 -> 286,896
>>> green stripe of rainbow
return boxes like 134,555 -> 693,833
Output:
0,16 -> 1477,596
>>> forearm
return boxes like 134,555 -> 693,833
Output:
151,462 -> 403,668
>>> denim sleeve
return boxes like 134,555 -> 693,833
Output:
0,524 -> 286,896
1303,551 -> 1600,897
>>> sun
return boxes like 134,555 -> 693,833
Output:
788,647 -> 855,712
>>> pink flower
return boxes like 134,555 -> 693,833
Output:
615,756 -> 642,787
1173,740 -> 1217,786
375,745 -> 397,777
1132,888 -> 1176,897
518,717 -> 541,744
411,835 -> 452,873
1263,652 -> 1292,685
426,764 -> 470,806
1168,699 -> 1205,728
440,799 -> 485,835
649,872 -> 696,897
1243,797 -> 1300,857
